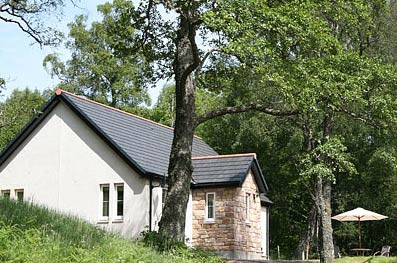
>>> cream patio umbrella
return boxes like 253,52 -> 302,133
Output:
332,207 -> 388,248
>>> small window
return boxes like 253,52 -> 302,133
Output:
1,190 -> 10,199
15,189 -> 24,201
115,184 -> 124,220
205,192 -> 215,222
100,185 -> 110,220
246,193 -> 250,223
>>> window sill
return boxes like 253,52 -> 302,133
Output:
112,219 -> 124,223
246,221 -> 251,227
204,220 -> 215,224
97,220 -> 109,224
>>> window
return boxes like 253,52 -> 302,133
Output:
115,184 -> 124,220
15,189 -> 24,201
100,185 -> 110,221
246,193 -> 251,223
1,190 -> 10,199
205,192 -> 215,222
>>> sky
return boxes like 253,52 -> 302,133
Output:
0,0 -> 163,104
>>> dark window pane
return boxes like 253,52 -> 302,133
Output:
103,202 -> 109,217
117,186 -> 123,201
208,206 -> 214,219
102,186 -> 109,217
116,185 -> 124,217
117,201 -> 123,216
207,194 -> 213,206
103,187 -> 109,201
206,193 -> 215,219
17,191 -> 23,201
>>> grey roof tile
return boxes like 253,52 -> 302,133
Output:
62,92 -> 218,176
192,155 -> 255,185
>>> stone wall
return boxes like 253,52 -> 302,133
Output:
192,170 -> 263,259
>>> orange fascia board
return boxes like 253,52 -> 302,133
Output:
192,153 -> 257,160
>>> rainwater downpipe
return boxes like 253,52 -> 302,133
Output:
149,174 -> 166,232
149,175 -> 153,231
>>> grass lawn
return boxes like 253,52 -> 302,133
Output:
0,198 -> 224,263
335,257 -> 397,263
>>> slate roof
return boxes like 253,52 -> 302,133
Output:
0,89 -> 269,194
61,91 -> 218,176
192,153 -> 268,193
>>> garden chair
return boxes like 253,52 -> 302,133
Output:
373,246 -> 391,257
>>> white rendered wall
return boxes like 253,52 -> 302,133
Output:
185,190 -> 193,246
260,206 -> 268,258
0,102 -> 162,238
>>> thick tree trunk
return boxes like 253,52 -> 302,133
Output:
296,206 -> 317,260
315,176 -> 334,263
158,12 -> 198,241
317,111 -> 335,263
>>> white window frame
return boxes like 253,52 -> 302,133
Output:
99,184 -> 110,222
205,192 -> 216,223
114,183 -> 124,221
15,189 -> 24,202
246,193 -> 251,223
1,189 -> 10,198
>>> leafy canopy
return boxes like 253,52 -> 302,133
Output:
43,0 -> 153,107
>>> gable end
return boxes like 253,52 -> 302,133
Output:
0,94 -> 152,178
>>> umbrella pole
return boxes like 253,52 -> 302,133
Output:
358,218 -> 362,249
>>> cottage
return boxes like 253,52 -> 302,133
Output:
0,89 -> 272,260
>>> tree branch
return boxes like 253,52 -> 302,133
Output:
336,108 -> 384,129
195,48 -> 222,77
180,15 -> 201,85
0,16 -> 42,44
195,102 -> 299,125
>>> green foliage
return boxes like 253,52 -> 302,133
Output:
150,85 -> 176,127
0,197 -> 107,248
299,138 -> 357,183
0,88 -> 46,152
0,198 -> 224,262
150,85 -> 224,128
142,231 -> 187,252
43,0 -> 152,107
0,0 -> 65,45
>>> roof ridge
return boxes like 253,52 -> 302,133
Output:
192,153 -> 257,160
55,89 -> 203,140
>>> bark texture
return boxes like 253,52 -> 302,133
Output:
315,176 -> 334,263
296,206 -> 318,260
158,10 -> 198,241
300,114 -> 335,263
317,111 -> 335,263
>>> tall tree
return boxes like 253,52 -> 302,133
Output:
1,0 -> 67,89
0,88 -> 46,151
43,0 -> 152,107
133,6 -> 397,260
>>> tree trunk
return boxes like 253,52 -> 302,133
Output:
297,124 -> 319,260
158,12 -> 198,241
296,205 -> 317,260
317,111 -> 335,263
315,176 -> 334,263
